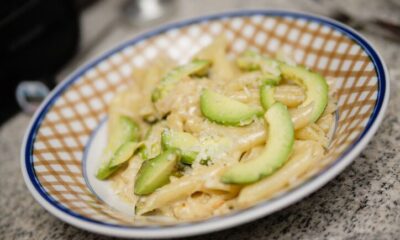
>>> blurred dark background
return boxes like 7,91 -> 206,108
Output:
0,0 -> 181,124
0,0 -> 99,124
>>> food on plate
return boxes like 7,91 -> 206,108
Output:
95,35 -> 336,222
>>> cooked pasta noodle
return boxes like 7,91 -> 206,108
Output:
274,85 -> 305,107
237,140 -> 324,207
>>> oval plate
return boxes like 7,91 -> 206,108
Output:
21,9 -> 389,238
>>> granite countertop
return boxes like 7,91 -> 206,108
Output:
1,0 -> 400,239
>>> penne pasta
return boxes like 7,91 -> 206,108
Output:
136,165 -> 227,215
317,113 -> 334,134
295,123 -> 329,148
322,98 -> 337,117
195,35 -> 238,81
289,103 -> 314,130
274,85 -> 305,107
237,140 -> 324,207
166,113 -> 184,132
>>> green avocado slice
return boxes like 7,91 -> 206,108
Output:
96,116 -> 141,180
109,142 -> 143,167
151,60 -> 211,102
260,84 -> 276,110
108,116 -> 140,152
221,102 -> 294,184
134,149 -> 180,195
279,64 -> 328,122
96,142 -> 142,180
96,163 -> 118,180
161,129 -> 199,164
161,129 -> 232,165
237,50 -> 282,85
200,89 -> 263,126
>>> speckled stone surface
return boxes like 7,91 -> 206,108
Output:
1,0 -> 400,239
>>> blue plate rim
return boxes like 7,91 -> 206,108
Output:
20,9 -> 390,238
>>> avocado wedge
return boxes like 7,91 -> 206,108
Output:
96,141 -> 142,180
151,60 -> 211,102
280,64 -> 328,122
134,149 -> 180,195
108,116 -> 140,151
161,129 -> 232,165
200,89 -> 262,126
96,163 -> 118,180
260,84 -> 276,110
241,51 -> 328,122
109,141 -> 143,167
237,50 -> 282,85
221,102 -> 294,184
161,129 -> 199,164
96,116 -> 141,180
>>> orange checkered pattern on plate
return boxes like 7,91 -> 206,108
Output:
31,16 -> 378,225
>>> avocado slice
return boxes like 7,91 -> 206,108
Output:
138,143 -> 162,161
260,84 -> 276,110
138,145 -> 149,161
161,129 -> 231,165
137,126 -> 153,160
259,73 -> 281,86
96,163 -> 118,180
96,141 -> 143,180
221,102 -> 294,184
161,129 -> 199,164
96,116 -> 141,180
151,60 -> 211,102
109,141 -> 143,167
200,89 -> 262,126
108,116 -> 140,151
134,149 -> 180,195
280,64 -> 328,123
237,50 -> 281,85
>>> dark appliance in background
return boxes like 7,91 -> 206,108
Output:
0,0 -> 81,124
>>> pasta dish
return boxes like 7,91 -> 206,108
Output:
95,35 -> 337,222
